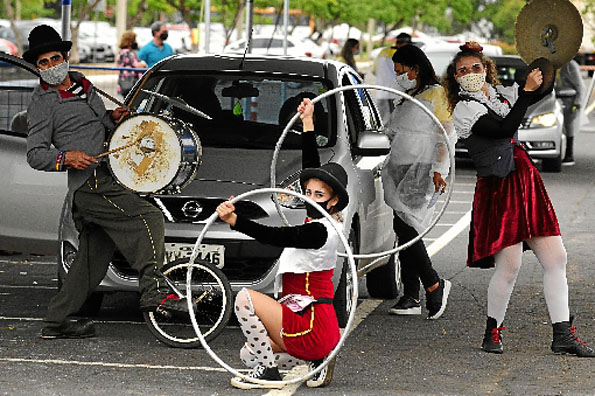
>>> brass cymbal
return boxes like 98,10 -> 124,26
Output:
515,0 -> 583,69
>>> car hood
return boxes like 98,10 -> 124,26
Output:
182,147 -> 302,197
526,91 -> 556,116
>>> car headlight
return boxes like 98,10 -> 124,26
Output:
274,178 -> 305,209
530,112 -> 557,128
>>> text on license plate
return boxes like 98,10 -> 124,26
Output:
164,243 -> 225,268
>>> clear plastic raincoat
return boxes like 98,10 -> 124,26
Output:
382,84 -> 456,233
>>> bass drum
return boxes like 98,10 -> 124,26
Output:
107,113 -> 202,194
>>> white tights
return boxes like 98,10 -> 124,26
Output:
488,236 -> 569,326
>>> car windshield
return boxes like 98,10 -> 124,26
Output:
129,73 -> 335,149
494,61 -> 527,87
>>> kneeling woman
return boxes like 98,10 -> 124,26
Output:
216,98 -> 348,389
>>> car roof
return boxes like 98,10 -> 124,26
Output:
152,53 -> 346,79
490,55 -> 528,68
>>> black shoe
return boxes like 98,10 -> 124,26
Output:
482,317 -> 504,354
41,318 -> 96,339
389,295 -> 421,315
307,356 -> 336,388
551,317 -> 595,357
562,157 -> 575,166
426,279 -> 451,320
230,365 -> 283,389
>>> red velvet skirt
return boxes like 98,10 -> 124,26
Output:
281,270 -> 340,361
468,146 -> 561,268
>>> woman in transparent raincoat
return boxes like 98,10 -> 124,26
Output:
382,44 -> 457,319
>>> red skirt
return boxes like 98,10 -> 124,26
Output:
468,146 -> 561,268
281,270 -> 340,361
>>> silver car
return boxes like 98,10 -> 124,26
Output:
0,55 -> 399,326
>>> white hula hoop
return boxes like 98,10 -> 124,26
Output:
185,188 -> 358,386
270,84 -> 456,269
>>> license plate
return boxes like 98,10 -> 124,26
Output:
164,243 -> 225,269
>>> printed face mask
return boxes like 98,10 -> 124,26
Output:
457,72 -> 486,92
305,198 -> 334,219
39,61 -> 69,86
395,72 -> 417,91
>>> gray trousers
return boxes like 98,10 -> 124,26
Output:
44,165 -> 165,326
561,97 -> 582,138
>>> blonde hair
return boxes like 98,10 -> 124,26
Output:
119,30 -> 137,49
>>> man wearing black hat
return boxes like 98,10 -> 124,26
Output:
373,32 -> 412,123
24,24 -> 187,340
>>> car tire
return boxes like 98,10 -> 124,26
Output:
366,253 -> 400,299
542,152 -> 562,173
334,226 -> 357,328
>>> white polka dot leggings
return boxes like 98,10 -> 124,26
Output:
235,288 -> 305,370
488,236 -> 569,326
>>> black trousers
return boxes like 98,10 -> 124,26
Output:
393,213 -> 440,300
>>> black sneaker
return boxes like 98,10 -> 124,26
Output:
389,295 -> 421,315
426,279 -> 451,320
230,365 -> 283,389
307,356 -> 336,388
482,317 -> 505,354
41,318 -> 96,339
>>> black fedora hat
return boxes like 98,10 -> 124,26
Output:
300,162 -> 349,212
23,24 -> 72,65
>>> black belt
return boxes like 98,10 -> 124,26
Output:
316,297 -> 333,305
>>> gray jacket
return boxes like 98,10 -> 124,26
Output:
26,71 -> 116,193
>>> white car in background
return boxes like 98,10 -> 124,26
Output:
224,35 -> 328,58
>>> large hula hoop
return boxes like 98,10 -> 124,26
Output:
185,188 -> 358,386
270,84 -> 456,268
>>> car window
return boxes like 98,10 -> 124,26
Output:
132,73 -> 336,149
495,62 -> 527,87
341,73 -> 363,146
0,65 -> 36,136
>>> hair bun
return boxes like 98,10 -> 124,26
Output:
459,41 -> 483,52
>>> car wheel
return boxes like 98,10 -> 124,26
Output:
366,253 -> 400,299
334,226 -> 357,328
542,152 -> 562,173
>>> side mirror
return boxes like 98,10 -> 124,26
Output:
352,130 -> 390,156
556,88 -> 577,98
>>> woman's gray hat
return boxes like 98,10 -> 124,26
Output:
300,162 -> 349,211
23,24 -> 72,65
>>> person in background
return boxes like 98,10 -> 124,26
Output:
558,59 -> 585,165
338,38 -> 362,77
373,32 -> 412,123
138,22 -> 174,68
444,41 -> 594,357
383,44 -> 455,320
116,30 -> 147,98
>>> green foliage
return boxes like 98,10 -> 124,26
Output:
482,0 -> 525,44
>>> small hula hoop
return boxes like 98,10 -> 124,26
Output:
185,187 -> 358,386
270,84 -> 456,266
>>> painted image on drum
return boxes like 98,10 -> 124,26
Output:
109,114 -> 182,193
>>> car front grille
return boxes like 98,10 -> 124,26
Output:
151,197 -> 268,223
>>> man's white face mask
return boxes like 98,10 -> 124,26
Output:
456,72 -> 486,92
39,61 -> 69,86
